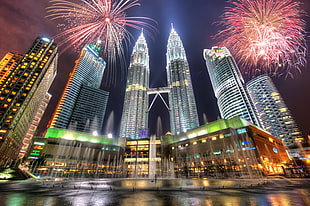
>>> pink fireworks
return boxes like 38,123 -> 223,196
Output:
47,0 -> 156,53
47,0 -> 156,85
217,0 -> 307,78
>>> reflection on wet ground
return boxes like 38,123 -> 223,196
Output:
0,177 -> 309,206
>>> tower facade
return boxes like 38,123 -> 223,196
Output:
203,47 -> 261,127
246,75 -> 303,148
50,44 -> 108,133
166,27 -> 199,134
19,93 -> 52,159
0,37 -> 58,162
120,32 -> 150,138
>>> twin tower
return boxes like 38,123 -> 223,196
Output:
120,27 -> 199,138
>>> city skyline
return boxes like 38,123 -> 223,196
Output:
0,0 -> 309,137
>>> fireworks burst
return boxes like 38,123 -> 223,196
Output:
47,0 -> 157,85
217,0 -> 307,78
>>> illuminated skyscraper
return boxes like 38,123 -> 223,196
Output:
120,32 -> 150,138
203,47 -> 261,127
0,37 -> 58,163
166,26 -> 199,134
50,44 -> 108,133
0,52 -> 22,87
246,75 -> 303,148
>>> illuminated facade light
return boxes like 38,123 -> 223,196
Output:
41,37 -> 51,43
44,128 -> 118,145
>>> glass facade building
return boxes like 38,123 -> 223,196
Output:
0,37 -> 58,163
246,75 -> 303,148
203,47 -> 261,127
166,27 -> 199,134
69,84 -> 109,133
50,44 -> 108,133
120,32 -> 150,138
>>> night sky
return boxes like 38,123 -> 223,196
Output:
0,0 -> 309,137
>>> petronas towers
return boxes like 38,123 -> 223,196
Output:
120,26 -> 199,138
119,33 -> 150,138
166,27 -> 199,134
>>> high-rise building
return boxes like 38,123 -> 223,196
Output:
203,47 -> 261,127
246,75 -> 304,148
18,93 -> 52,159
50,44 -> 108,133
120,32 -> 150,138
0,52 -> 22,87
0,37 -> 58,163
166,26 -> 199,134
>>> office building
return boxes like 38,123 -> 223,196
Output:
0,37 -> 58,163
50,44 -> 108,133
203,47 -> 261,127
166,26 -> 199,134
120,32 -> 150,138
246,75 -> 304,149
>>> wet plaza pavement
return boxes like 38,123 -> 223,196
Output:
0,177 -> 310,206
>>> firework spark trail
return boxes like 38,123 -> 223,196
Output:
47,0 -> 157,85
216,0 -> 307,78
